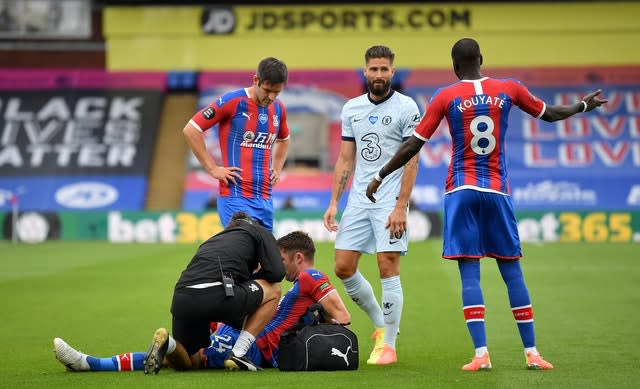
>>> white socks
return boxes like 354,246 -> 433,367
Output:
231,330 -> 256,357
167,336 -> 176,355
342,271 -> 384,328
381,275 -> 403,349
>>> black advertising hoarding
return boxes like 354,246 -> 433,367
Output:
0,90 -> 164,176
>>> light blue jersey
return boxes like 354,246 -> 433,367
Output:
341,90 -> 421,208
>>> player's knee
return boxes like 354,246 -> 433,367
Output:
334,263 -> 356,280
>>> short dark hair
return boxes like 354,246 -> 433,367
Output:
276,231 -> 315,261
365,45 -> 395,65
227,211 -> 254,228
451,38 -> 481,64
256,57 -> 288,85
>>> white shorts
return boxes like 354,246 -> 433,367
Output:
335,206 -> 408,255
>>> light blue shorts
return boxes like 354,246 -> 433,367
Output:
335,206 -> 408,255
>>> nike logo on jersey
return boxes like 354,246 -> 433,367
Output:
388,240 -> 398,245
353,117 -> 362,122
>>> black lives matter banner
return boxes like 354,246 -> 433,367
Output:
0,90 -> 163,176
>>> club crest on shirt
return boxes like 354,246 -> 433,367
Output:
202,107 -> 215,120
369,116 -> 378,124
382,115 -> 392,125
259,113 -> 268,124
272,115 -> 279,127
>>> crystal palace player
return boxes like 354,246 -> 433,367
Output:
53,231 -> 350,372
184,57 -> 290,230
366,38 -> 607,371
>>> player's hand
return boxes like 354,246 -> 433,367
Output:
386,205 -> 407,239
582,89 -> 609,111
366,179 -> 381,203
270,169 -> 282,186
210,166 -> 242,186
323,205 -> 339,232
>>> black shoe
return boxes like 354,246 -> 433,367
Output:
224,352 -> 262,371
143,328 -> 169,374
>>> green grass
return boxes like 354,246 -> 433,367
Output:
1,240 -> 638,388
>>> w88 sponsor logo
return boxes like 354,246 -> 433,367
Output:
240,131 -> 277,149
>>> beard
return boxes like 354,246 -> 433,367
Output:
368,79 -> 391,96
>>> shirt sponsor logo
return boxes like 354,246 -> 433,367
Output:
55,182 -> 119,209
240,131 -> 277,149
243,131 -> 255,141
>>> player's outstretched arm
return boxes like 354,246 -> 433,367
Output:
541,89 -> 608,122
366,136 -> 424,203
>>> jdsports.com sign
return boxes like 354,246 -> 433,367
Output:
202,5 -> 471,35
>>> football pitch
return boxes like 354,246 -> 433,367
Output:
1,240 -> 638,388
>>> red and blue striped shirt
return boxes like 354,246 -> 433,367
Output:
414,77 -> 545,194
256,268 -> 336,367
190,88 -> 290,199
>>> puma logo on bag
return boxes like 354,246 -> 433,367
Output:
331,346 -> 351,366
